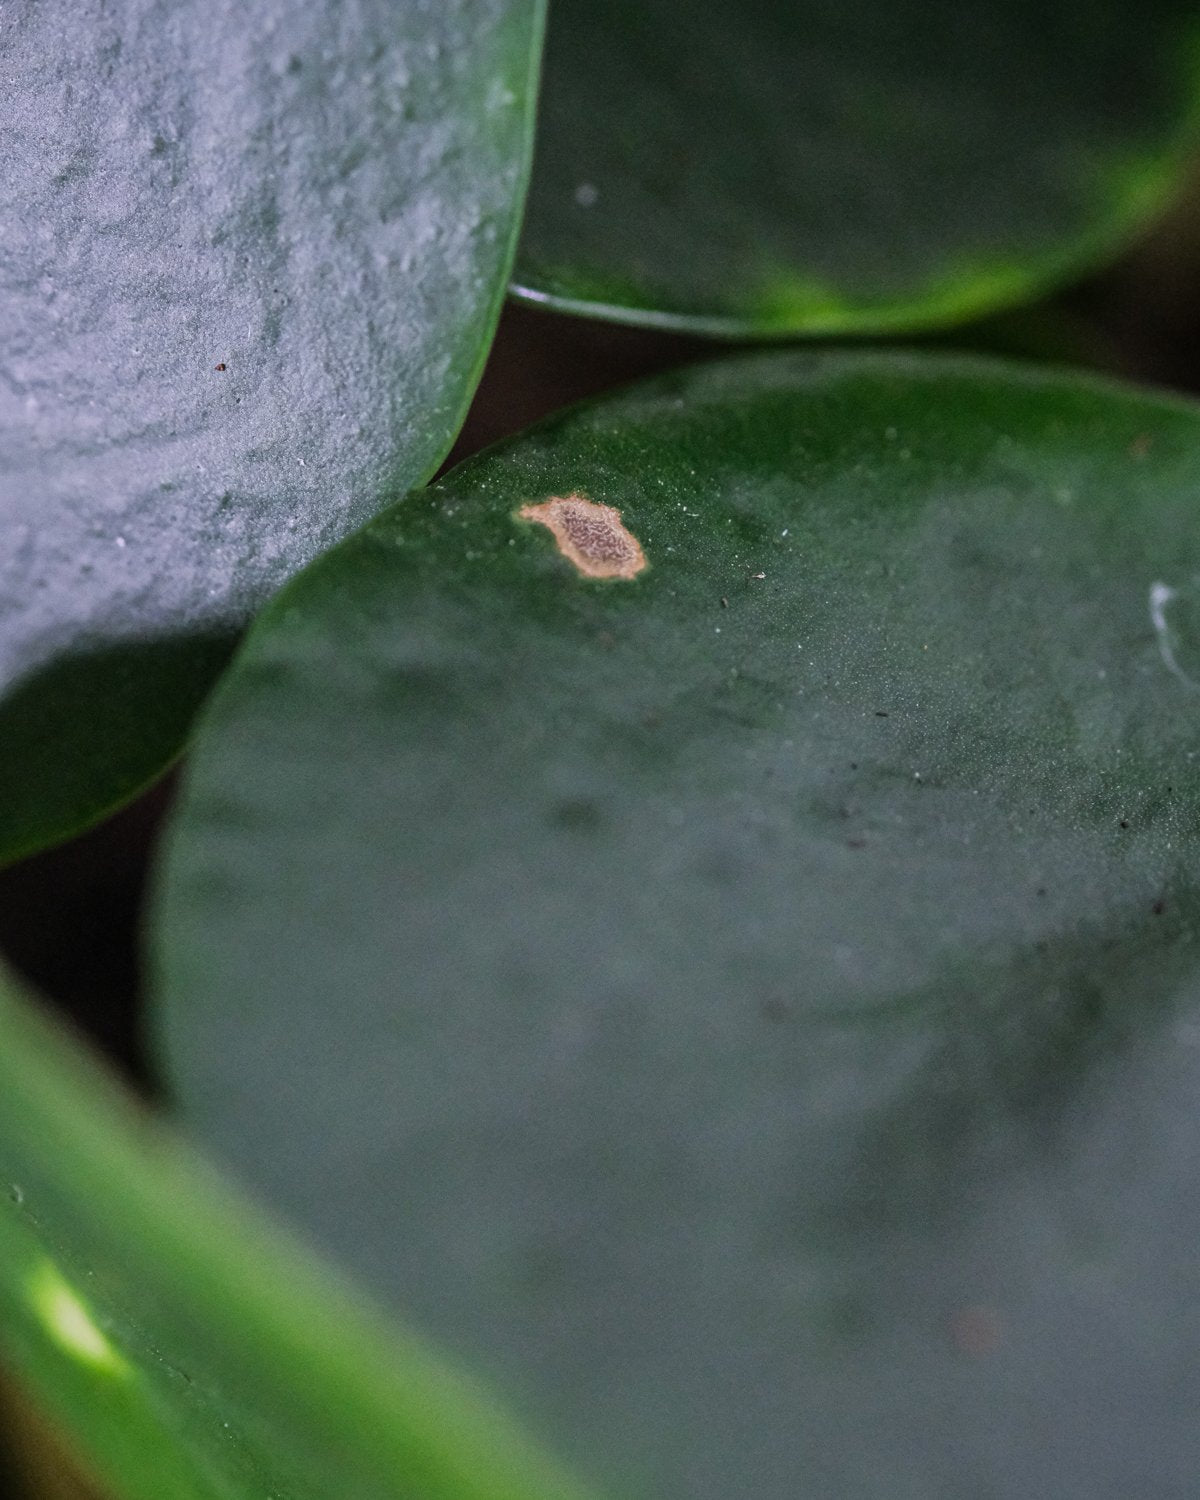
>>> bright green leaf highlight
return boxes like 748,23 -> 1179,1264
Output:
27,1263 -> 129,1379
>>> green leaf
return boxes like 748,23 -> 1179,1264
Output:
0,0 -> 545,866
513,0 -> 1200,334
153,350 -> 1200,1498
0,963 -> 595,1500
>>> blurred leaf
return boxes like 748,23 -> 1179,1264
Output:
514,0 -> 1200,334
0,0 -> 545,865
0,965 -> 594,1500
156,350 -> 1200,1498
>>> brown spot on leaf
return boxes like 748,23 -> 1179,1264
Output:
518,494 -> 646,580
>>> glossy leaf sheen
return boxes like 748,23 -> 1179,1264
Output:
0,0 -> 543,863
155,353 -> 1200,1498
514,0 -> 1200,334
0,965 -> 593,1500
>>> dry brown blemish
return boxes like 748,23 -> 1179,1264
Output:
518,494 -> 646,580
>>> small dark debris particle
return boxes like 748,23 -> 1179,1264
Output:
1119,819 -> 1130,830
847,837 -> 867,849
1036,887 -> 1047,898
875,710 -> 889,718
1153,899 -> 1167,916
849,762 -> 858,770
214,362 -> 226,371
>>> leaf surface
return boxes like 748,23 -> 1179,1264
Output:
154,352 -> 1200,1498
0,0 -> 544,862
514,0 -> 1200,334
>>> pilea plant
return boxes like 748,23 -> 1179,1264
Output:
3,3 -> 1200,1498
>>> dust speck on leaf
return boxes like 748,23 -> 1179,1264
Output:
518,494 -> 647,580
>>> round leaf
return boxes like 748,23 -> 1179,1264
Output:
0,0 -> 544,864
154,352 -> 1200,1498
513,0 -> 1200,334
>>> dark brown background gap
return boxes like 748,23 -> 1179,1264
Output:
0,1372 -> 101,1500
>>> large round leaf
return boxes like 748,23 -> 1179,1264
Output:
153,352 -> 1200,1498
0,0 -> 544,864
513,0 -> 1200,334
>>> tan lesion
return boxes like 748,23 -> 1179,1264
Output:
517,494 -> 647,580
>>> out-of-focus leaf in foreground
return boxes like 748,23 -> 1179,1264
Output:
0,964 -> 594,1500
